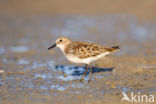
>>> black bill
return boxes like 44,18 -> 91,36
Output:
48,43 -> 56,50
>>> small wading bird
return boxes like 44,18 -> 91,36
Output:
48,37 -> 119,82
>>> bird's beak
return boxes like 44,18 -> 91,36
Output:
48,43 -> 56,50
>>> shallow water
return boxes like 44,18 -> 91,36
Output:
10,46 -> 29,53
0,14 -> 156,104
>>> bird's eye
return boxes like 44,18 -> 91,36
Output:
60,40 -> 62,42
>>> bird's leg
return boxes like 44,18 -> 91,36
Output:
80,64 -> 88,82
88,66 -> 92,83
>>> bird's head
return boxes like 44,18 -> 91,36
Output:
48,36 -> 71,51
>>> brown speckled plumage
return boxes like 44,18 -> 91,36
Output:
64,42 -> 119,59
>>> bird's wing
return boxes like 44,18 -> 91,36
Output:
65,42 -> 110,59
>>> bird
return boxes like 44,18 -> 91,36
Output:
48,36 -> 119,82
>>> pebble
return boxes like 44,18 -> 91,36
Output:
63,74 -> 67,77
0,70 -> 4,73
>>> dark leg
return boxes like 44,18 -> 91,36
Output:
80,64 -> 88,82
88,66 -> 92,83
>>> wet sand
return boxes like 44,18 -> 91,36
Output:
0,0 -> 156,104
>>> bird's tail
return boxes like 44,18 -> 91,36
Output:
107,46 -> 120,52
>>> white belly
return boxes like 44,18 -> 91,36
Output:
65,52 -> 110,64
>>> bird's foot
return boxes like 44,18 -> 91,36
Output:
88,79 -> 91,83
80,79 -> 85,82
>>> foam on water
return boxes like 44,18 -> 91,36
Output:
17,59 -> 29,65
51,84 -> 59,89
40,85 -> 48,90
25,61 -> 110,82
24,61 -> 55,71
34,73 -> 53,79
0,47 -> 5,55
3,57 -> 14,64
50,84 -> 66,91
57,86 -> 66,91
